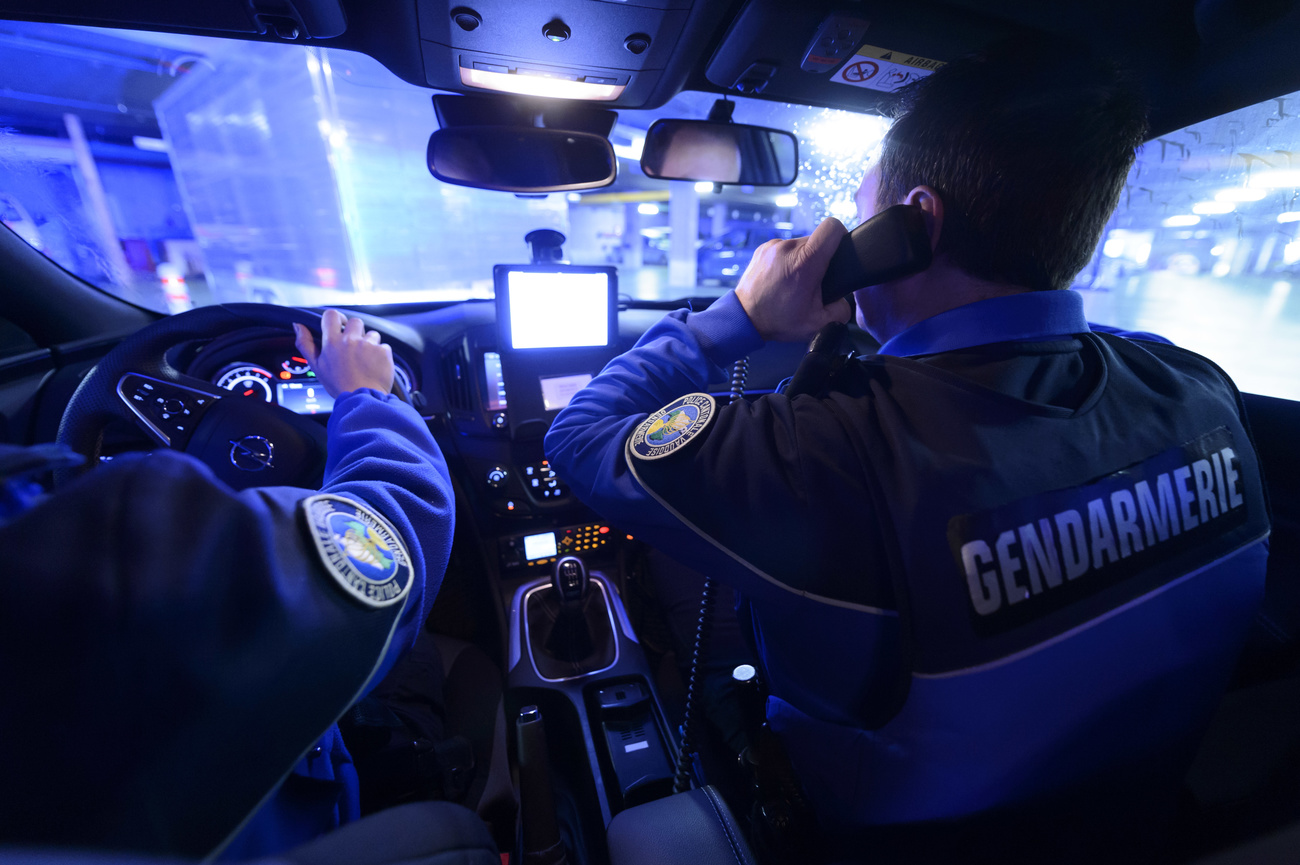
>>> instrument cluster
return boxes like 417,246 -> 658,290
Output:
211,353 -> 414,416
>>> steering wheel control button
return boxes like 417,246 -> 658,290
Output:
229,435 -> 275,471
486,466 -> 509,488
302,494 -> 412,609
492,412 -> 508,430
116,373 -> 221,448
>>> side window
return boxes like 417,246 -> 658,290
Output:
1076,89 -> 1300,401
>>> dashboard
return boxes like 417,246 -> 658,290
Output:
190,337 -> 416,416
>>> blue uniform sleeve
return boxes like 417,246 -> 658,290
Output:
318,388 -> 455,682
545,291 -> 761,530
0,390 -> 453,857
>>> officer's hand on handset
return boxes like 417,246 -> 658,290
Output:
293,309 -> 394,399
734,217 -> 853,343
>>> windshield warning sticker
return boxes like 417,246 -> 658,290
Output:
831,44 -> 945,93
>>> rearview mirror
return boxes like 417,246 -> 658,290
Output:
427,127 -> 617,193
639,119 -> 798,186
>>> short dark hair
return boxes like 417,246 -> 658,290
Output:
875,40 -> 1148,291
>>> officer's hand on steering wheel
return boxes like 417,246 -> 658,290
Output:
293,309 -> 395,399
735,217 -> 853,343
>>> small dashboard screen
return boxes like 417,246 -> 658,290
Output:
505,270 -> 610,349
540,373 -> 593,411
278,381 -> 334,414
523,531 -> 558,561
484,351 -> 507,411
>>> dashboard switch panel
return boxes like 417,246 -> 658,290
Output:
523,459 -> 569,501
500,520 -> 613,571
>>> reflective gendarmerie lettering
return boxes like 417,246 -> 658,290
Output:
948,427 -> 1247,635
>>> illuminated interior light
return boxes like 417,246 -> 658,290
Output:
1162,214 -> 1200,227
1277,211 -> 1300,223
1102,237 -> 1125,257
1248,169 -> 1300,188
1192,201 -> 1236,215
637,203 -> 660,216
695,181 -> 715,193
829,198 -> 856,219
566,193 -> 582,202
1211,245 -> 1225,256
774,193 -> 799,208
1285,240 -> 1300,266
1215,187 -> 1267,202
132,136 -> 168,152
460,67 -> 624,102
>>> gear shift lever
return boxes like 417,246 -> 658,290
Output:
545,555 -> 594,662
553,555 -> 590,605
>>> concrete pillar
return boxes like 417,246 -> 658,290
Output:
668,180 -> 699,290
709,202 -> 727,239
623,202 -> 644,269
63,113 -> 134,292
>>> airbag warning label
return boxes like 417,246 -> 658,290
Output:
831,44 -> 945,93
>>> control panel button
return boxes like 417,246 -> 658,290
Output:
486,466 -> 509,488
522,459 -> 569,501
117,373 -> 220,447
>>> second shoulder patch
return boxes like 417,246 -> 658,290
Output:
629,393 -> 716,461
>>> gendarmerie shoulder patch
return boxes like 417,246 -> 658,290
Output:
629,393 -> 716,461
302,494 -> 412,608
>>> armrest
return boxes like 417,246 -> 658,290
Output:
606,787 -> 757,865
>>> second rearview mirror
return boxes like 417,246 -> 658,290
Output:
639,119 -> 798,186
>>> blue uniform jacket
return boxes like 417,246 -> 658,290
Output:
0,389 -> 454,860
545,290 -> 1269,832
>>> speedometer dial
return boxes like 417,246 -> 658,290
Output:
216,365 -> 274,402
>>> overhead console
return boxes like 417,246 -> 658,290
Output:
701,0 -> 1011,112
415,0 -> 701,107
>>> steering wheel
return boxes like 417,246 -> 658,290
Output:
55,303 -> 397,491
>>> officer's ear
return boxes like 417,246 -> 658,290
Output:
902,186 -> 944,252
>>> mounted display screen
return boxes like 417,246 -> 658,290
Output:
523,531 -> 558,561
277,381 -> 334,414
493,265 -> 617,350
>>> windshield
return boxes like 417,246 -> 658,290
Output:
0,21 -> 883,312
1,20 -> 1297,400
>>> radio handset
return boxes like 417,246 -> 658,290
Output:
820,203 -> 933,305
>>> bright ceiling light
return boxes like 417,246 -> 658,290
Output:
132,136 -> 168,152
460,67 -> 624,102
829,198 -> 857,219
1162,214 -> 1201,227
637,203 -> 660,216
1192,201 -> 1236,215
774,193 -> 799,208
566,193 -> 582,203
1248,169 -> 1300,188
1215,187 -> 1267,202
695,181 -> 715,193
1278,211 -> 1300,223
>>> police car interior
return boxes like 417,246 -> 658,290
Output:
1,1 -> 1299,864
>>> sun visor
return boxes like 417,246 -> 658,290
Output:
704,0 -> 1010,112
0,0 -> 346,39
415,0 -> 691,107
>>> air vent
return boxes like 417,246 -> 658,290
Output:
440,342 -> 475,412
